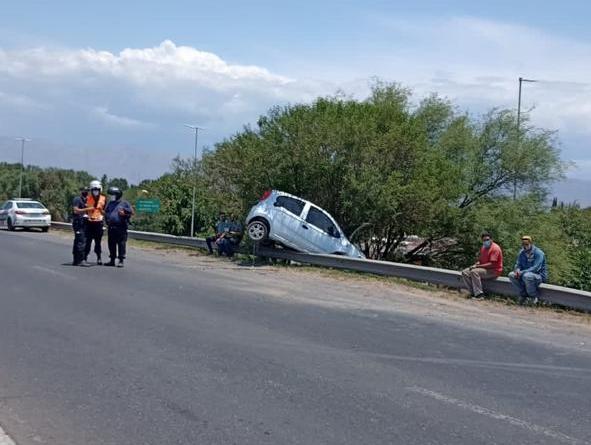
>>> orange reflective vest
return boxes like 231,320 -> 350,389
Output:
87,194 -> 106,222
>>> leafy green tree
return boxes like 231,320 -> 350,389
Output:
201,82 -> 564,264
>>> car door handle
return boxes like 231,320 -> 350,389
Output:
302,224 -> 309,229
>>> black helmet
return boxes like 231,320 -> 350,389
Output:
107,186 -> 122,200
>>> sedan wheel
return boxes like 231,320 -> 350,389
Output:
7,218 -> 15,231
247,221 -> 268,241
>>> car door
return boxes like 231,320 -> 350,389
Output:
269,195 -> 309,249
302,205 -> 343,254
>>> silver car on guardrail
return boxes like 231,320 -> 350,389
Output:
246,190 -> 364,258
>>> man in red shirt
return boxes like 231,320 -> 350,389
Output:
461,231 -> 504,299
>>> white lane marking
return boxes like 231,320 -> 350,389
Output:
375,353 -> 591,377
0,425 -> 16,445
31,265 -> 74,281
407,386 -> 588,445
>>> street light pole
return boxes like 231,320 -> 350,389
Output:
184,124 -> 204,238
514,77 -> 537,200
15,137 -> 31,198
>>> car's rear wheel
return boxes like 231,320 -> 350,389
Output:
247,220 -> 269,241
7,218 -> 15,231
41,227 -> 49,233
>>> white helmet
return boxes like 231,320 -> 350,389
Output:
89,180 -> 102,191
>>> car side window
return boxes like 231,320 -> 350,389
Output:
306,206 -> 340,238
274,196 -> 305,217
3,201 -> 12,210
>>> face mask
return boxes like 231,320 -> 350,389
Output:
522,243 -> 532,251
109,195 -> 117,202
92,190 -> 99,197
483,240 -> 492,248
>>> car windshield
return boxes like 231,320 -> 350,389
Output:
16,202 -> 44,209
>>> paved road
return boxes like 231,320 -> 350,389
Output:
0,230 -> 590,445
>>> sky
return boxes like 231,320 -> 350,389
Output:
0,0 -> 590,184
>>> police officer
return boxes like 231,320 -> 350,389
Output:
104,187 -> 134,267
85,179 -> 107,265
72,186 -> 90,266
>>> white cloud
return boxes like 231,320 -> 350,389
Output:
0,21 -> 590,180
0,90 -> 49,111
92,106 -> 153,128
0,40 -> 293,85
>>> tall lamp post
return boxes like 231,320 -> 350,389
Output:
15,137 -> 31,198
184,124 -> 204,238
514,77 -> 537,199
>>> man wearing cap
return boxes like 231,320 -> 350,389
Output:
71,186 -> 90,266
508,236 -> 548,304
461,231 -> 504,299
104,187 -> 134,268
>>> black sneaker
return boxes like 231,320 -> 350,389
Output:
105,260 -> 116,267
117,260 -> 124,268
518,295 -> 527,305
473,293 -> 485,300
97,258 -> 103,266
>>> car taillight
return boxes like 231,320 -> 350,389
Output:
15,210 -> 26,215
260,190 -> 272,202
42,211 -> 50,215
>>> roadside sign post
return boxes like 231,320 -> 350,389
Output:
136,199 -> 161,214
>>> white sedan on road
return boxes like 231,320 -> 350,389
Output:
0,199 -> 51,232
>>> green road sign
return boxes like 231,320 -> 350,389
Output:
136,199 -> 161,214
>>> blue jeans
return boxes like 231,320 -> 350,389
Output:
508,271 -> 542,298
217,238 -> 239,257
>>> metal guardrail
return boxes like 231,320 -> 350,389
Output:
51,222 -> 591,312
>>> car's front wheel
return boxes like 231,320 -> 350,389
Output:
247,220 -> 269,242
41,227 -> 49,233
7,218 -> 15,231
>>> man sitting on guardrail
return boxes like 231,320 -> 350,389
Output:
216,216 -> 243,258
508,235 -> 547,305
461,231 -> 504,299
206,212 -> 230,255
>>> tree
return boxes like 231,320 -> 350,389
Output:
201,82 -> 564,264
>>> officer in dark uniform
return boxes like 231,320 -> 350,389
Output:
104,187 -> 134,268
72,186 -> 90,266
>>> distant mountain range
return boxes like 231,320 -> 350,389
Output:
551,178 -> 591,208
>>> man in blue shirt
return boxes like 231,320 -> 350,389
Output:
104,187 -> 134,268
217,216 -> 243,258
508,235 -> 548,305
71,186 -> 90,266
206,212 -> 230,254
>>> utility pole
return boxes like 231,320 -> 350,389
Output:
514,77 -> 537,200
184,124 -> 205,237
15,137 -> 31,198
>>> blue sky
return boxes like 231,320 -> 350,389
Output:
1,0 -> 590,182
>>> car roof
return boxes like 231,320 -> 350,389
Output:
273,190 -> 341,224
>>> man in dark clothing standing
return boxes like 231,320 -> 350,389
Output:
104,187 -> 134,268
72,187 -> 90,266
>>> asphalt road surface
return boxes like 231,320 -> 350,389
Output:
0,230 -> 590,445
